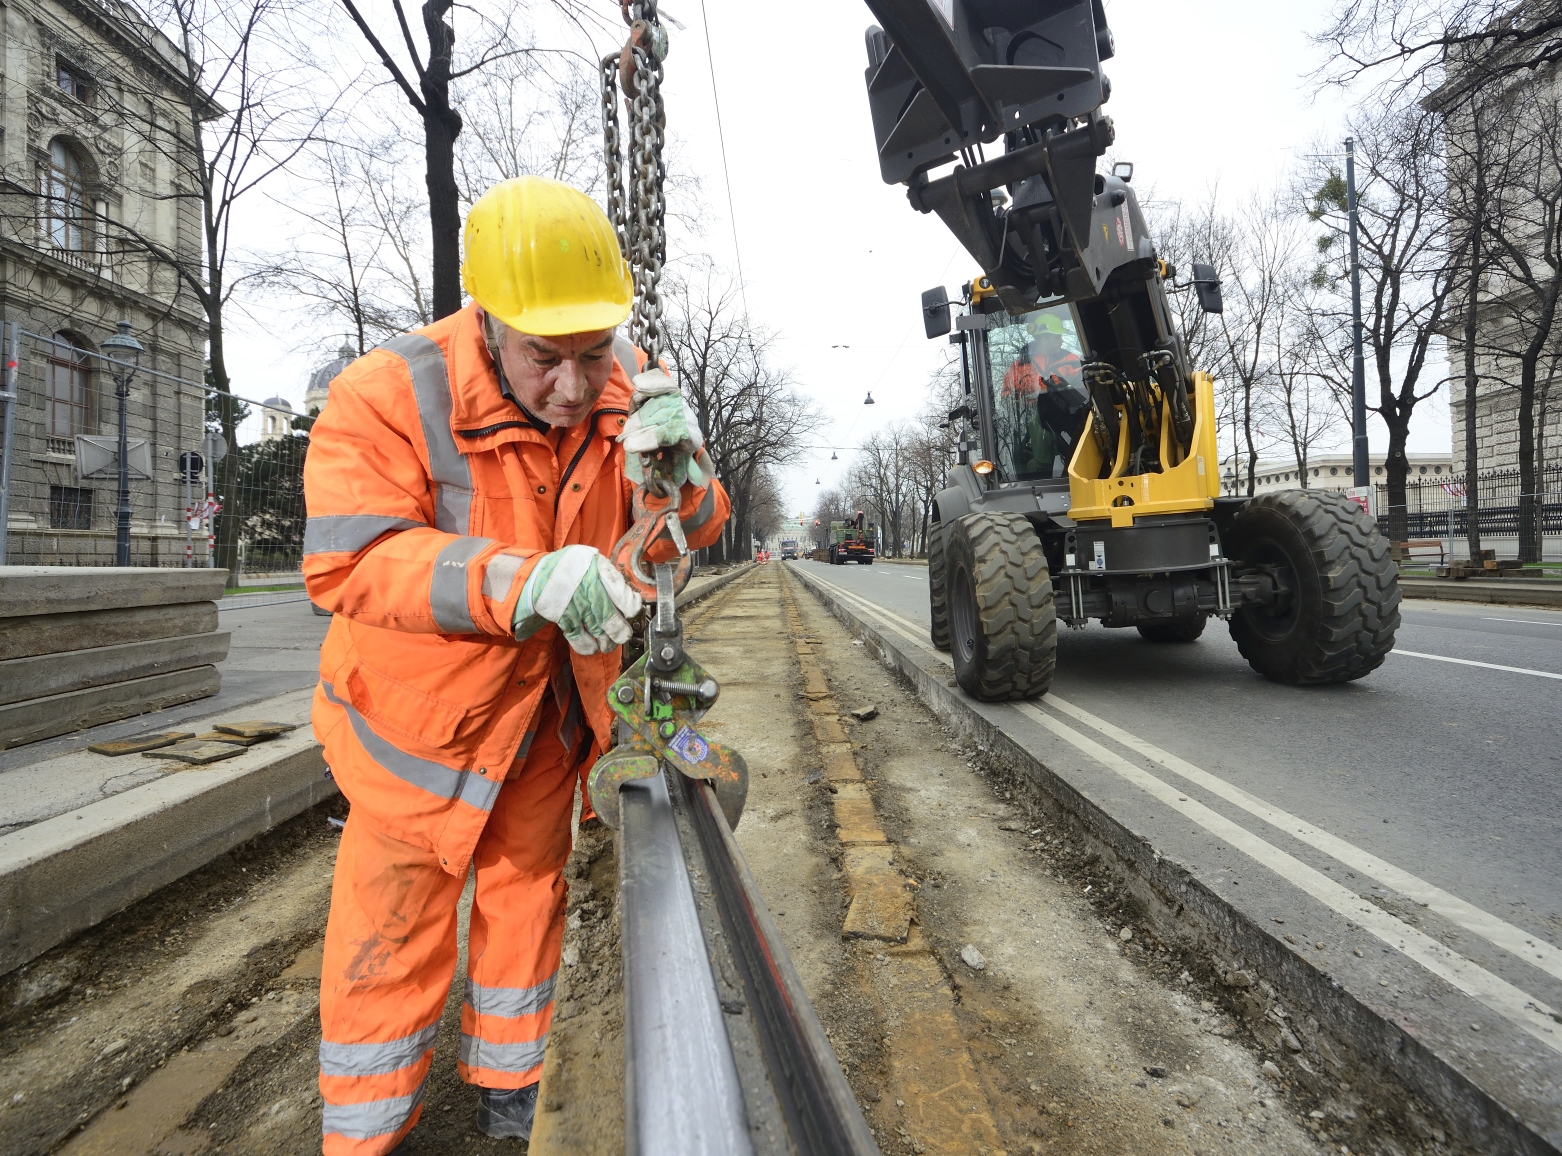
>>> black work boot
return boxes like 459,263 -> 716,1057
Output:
477,1084 -> 539,1140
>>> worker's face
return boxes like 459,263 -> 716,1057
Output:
486,313 -> 616,426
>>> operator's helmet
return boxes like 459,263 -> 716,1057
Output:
1024,311 -> 1069,341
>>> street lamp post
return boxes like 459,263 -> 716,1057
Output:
102,320 -> 145,567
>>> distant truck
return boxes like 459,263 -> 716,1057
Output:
827,513 -> 876,565
780,539 -> 799,560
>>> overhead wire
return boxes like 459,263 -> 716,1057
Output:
698,0 -> 749,315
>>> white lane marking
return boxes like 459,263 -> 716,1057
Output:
797,569 -> 1562,1048
1480,617 -> 1562,627
1393,649 -> 1562,680
1011,700 -> 1562,1052
1041,693 -> 1562,987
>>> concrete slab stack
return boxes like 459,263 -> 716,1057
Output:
0,567 -> 231,749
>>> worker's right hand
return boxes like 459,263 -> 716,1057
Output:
511,545 -> 643,654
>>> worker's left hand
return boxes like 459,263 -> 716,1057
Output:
512,545 -> 644,654
619,369 -> 711,488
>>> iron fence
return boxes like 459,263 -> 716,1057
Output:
0,323 -> 309,579
1374,465 -> 1562,541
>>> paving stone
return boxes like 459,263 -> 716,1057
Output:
195,731 -> 269,747
141,741 -> 245,766
87,732 -> 195,757
210,720 -> 298,739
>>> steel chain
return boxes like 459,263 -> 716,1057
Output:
600,54 -> 627,258
604,0 -> 664,366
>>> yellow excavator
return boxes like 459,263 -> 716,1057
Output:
860,0 -> 1401,700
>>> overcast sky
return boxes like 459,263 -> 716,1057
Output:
224,0 -> 1451,517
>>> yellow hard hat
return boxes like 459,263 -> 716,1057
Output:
461,176 -> 634,336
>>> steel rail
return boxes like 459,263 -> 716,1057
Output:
619,771 -> 754,1156
617,765 -> 881,1156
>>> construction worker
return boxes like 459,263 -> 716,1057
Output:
302,176 -> 729,1155
1000,311 -> 1083,400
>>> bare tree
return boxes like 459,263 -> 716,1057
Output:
96,0 -> 331,571
851,424 -> 915,558
1468,76 -> 1562,561
1315,0 -> 1562,102
1271,279 -> 1344,486
1213,193 -> 1302,495
1302,102 -> 1458,542
336,0 -> 528,318
1439,79 -> 1499,559
660,264 -> 823,562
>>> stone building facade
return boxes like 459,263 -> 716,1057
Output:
1437,37 -> 1562,480
0,0 -> 207,565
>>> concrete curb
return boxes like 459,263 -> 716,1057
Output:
0,694 -> 331,977
789,564 -> 1561,1156
0,666 -> 223,750
1400,577 -> 1562,609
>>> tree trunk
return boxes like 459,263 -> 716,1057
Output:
1517,356 -> 1541,562
421,1 -> 463,319
423,106 -> 463,319
1462,249 -> 1483,560
1383,419 -> 1411,546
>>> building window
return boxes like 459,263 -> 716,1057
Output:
49,485 -> 93,530
1330,467 -> 1338,476
57,60 -> 92,102
1375,466 -> 1382,475
47,139 -> 88,252
45,334 -> 93,438
1418,466 -> 1427,475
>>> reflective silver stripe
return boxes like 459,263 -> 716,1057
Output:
380,333 -> 473,534
681,483 -> 718,533
464,973 -> 557,1020
319,1024 -> 437,1078
321,1082 -> 425,1140
614,336 -> 638,381
481,552 -> 527,602
459,1031 -> 548,1075
304,514 -> 426,556
321,681 -> 501,811
431,536 -> 493,634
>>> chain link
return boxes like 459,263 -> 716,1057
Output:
601,1 -> 667,366
600,53 -> 626,258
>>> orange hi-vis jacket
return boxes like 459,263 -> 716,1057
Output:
303,304 -> 729,876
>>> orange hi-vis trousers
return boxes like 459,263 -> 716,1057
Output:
317,698 -> 581,1155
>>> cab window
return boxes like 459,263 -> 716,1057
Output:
985,305 -> 1090,482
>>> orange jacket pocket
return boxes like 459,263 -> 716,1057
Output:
346,660 -> 469,749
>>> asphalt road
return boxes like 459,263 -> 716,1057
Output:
793,559 -> 1562,1019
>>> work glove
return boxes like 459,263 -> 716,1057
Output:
618,368 -> 712,488
511,544 -> 643,655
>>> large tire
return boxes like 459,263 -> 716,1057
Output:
1137,615 -> 1206,643
1226,490 -> 1401,685
945,512 -> 1056,700
928,523 -> 951,651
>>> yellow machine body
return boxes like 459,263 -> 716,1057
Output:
1066,371 -> 1221,528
